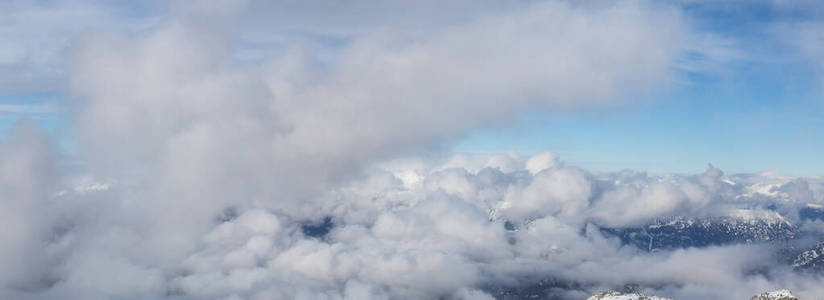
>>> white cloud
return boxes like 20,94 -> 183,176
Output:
0,121 -> 54,295
525,152 -> 559,175
500,166 -> 592,222
0,0 -> 155,92
2,1 -> 824,299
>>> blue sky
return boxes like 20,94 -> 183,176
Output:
458,1 -> 824,175
455,79 -> 824,174
1,0 -> 823,175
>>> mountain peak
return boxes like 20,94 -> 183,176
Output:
751,289 -> 798,300
587,291 -> 671,300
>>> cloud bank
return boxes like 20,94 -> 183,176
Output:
1,1 -> 823,299
5,143 -> 824,299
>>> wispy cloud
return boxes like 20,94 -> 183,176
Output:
0,103 -> 59,116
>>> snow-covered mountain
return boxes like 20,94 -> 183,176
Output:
586,289 -> 799,300
750,289 -> 799,300
792,241 -> 824,272
586,291 -> 671,300
598,207 -> 824,276
600,214 -> 797,252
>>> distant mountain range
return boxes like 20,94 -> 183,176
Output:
599,204 -> 824,273
586,289 -> 799,300
587,291 -> 671,300
490,204 -> 824,299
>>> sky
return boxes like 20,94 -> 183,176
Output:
1,0 -> 823,176
456,0 -> 824,175
3,1 -> 824,299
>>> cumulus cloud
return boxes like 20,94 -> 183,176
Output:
0,121 -> 55,295
2,1 -> 824,300
62,0 -> 687,269
7,141 -> 823,299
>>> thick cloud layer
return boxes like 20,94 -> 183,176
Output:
2,1 -> 823,299
0,121 -> 55,292
5,143 -> 824,299
63,0 -> 684,279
